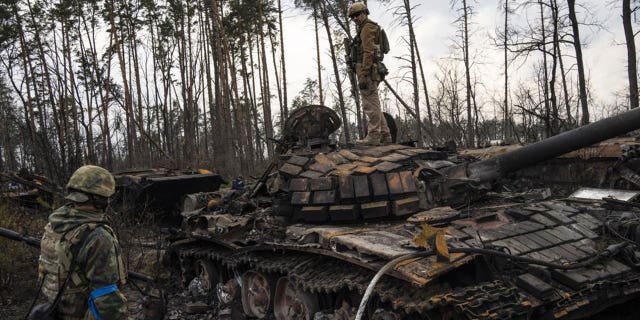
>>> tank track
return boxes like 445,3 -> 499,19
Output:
176,242 -> 534,319
427,281 -> 534,320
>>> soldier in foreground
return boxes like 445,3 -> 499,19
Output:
30,165 -> 127,319
349,2 -> 391,146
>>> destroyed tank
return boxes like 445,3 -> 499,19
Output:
171,105 -> 640,319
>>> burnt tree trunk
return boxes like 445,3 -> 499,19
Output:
277,0 -> 289,121
462,0 -> 474,147
568,0 -> 590,122
320,1 -> 350,143
623,0 -> 639,110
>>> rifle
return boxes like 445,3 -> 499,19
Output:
344,37 -> 363,138
0,226 -> 153,283
344,37 -> 359,98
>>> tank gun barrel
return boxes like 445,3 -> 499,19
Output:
469,107 -> 640,182
0,226 -> 153,283
421,107 -> 640,208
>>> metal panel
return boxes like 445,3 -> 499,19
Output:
370,174 -> 389,198
299,206 -> 329,222
399,171 -> 417,193
353,175 -> 370,199
386,172 -> 404,196
330,230 -> 414,259
570,187 -> 640,201
353,166 -> 377,175
309,177 -> 333,191
309,162 -> 333,174
338,175 -> 355,199
391,197 -> 420,216
313,190 -> 336,205
338,149 -> 360,161
287,155 -> 311,167
289,178 -> 309,192
329,205 -> 359,221
374,161 -> 403,173
300,170 -> 323,179
279,163 -> 303,176
543,210 -> 574,224
361,201 -> 389,219
291,192 -> 311,205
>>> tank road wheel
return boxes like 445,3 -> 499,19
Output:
216,278 -> 239,305
179,256 -> 196,288
241,270 -> 276,318
195,259 -> 220,294
274,276 -> 319,320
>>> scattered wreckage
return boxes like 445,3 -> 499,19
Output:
0,170 -> 63,208
111,168 -> 225,222
169,105 -> 640,319
0,168 -> 225,221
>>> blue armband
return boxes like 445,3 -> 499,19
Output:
88,284 -> 118,320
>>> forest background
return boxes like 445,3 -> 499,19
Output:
0,0 -> 638,184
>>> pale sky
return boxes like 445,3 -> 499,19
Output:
278,0 -> 632,121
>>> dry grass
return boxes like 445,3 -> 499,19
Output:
0,199 -> 49,319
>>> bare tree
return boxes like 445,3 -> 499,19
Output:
277,0 -> 289,120
622,0 -> 639,109
451,0 -> 477,147
258,0 -> 275,158
394,0 -> 423,146
318,1 -> 351,142
502,0 -> 512,140
568,0 -> 590,121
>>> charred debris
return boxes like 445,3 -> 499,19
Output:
1,168 -> 225,221
5,106 -> 640,319
171,106 -> 640,320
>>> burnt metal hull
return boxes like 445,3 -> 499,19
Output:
171,106 -> 640,319
173,141 -> 640,319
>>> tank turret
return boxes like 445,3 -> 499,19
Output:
265,105 -> 640,223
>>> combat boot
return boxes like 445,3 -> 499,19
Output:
355,133 -> 381,146
380,132 -> 392,144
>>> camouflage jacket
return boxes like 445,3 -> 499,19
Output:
354,18 -> 380,79
38,204 -> 127,319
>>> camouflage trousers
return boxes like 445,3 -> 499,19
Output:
360,81 -> 390,138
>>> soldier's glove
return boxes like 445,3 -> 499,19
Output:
358,75 -> 371,90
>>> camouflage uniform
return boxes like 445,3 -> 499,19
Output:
352,9 -> 391,145
37,165 -> 127,319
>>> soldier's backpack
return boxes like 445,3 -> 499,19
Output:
376,27 -> 390,79
366,20 -> 390,62
378,27 -> 390,55
28,223 -> 104,320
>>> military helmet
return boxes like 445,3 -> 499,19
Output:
348,2 -> 369,18
66,165 -> 115,198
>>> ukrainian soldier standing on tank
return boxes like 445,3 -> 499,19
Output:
349,2 -> 392,146
30,165 -> 127,320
